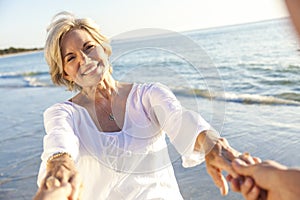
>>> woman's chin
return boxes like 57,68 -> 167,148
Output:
81,75 -> 106,88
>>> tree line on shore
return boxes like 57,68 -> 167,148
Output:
0,47 -> 43,55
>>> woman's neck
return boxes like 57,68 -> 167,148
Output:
81,75 -> 118,102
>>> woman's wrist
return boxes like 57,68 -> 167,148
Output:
47,152 -> 72,163
196,130 -> 219,154
47,152 -> 75,172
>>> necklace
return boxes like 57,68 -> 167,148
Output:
81,84 -> 118,121
104,110 -> 116,121
98,104 -> 115,121
108,113 -> 115,121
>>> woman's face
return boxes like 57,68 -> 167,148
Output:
60,28 -> 110,88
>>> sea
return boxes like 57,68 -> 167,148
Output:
0,18 -> 299,200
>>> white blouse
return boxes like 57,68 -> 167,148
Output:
38,83 -> 210,200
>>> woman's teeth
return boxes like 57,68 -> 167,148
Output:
82,65 -> 98,75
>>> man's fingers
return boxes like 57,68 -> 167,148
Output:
45,176 -> 61,189
240,177 -> 253,196
252,157 -> 261,164
247,186 -> 261,200
229,178 -> 241,192
240,177 -> 260,200
70,172 -> 83,200
227,174 -> 245,193
58,182 -> 72,195
239,153 -> 256,165
232,158 -> 255,176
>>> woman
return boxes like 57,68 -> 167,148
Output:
36,12 -> 251,199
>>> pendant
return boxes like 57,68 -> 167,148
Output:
108,113 -> 115,121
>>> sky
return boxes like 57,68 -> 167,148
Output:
0,0 -> 289,49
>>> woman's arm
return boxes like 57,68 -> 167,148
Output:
37,103 -> 82,197
146,83 -> 255,195
195,130 -> 241,195
42,152 -> 81,200
195,130 -> 259,196
46,152 -> 77,184
34,165 -> 82,200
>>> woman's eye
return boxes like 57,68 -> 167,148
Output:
85,44 -> 95,51
67,56 -> 75,62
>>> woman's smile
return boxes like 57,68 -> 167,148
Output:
81,61 -> 99,76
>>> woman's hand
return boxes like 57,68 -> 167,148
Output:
43,153 -> 83,200
204,136 -> 241,195
34,171 -> 82,200
34,177 -> 72,200
197,131 -> 259,196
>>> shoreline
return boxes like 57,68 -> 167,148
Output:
0,50 -> 43,58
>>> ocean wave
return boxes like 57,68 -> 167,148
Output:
0,71 -> 51,88
238,63 -> 300,74
276,92 -> 300,102
222,92 -> 300,105
0,82 -> 53,88
0,71 -> 48,78
259,79 -> 298,86
173,88 -> 300,106
23,77 -> 50,87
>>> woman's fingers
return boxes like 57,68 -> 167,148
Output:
206,140 -> 240,178
204,137 -> 265,197
47,155 -> 77,185
205,137 -> 244,196
45,164 -> 82,199
220,175 -> 229,196
208,150 -> 240,178
206,165 -> 229,195
47,164 -> 74,185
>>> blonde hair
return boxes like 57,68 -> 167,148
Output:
44,11 -> 112,91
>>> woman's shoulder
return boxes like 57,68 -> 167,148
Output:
45,101 -> 74,110
128,82 -> 175,105
134,82 -> 170,93
43,101 -> 78,117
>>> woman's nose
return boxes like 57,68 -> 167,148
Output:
79,50 -> 90,65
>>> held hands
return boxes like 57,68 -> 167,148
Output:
33,174 -> 80,200
204,133 -> 298,200
229,159 -> 298,200
200,132 -> 260,196
204,137 -> 240,195
33,153 -> 83,200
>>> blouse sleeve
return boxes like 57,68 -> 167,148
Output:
37,103 -> 79,186
146,83 -> 212,168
